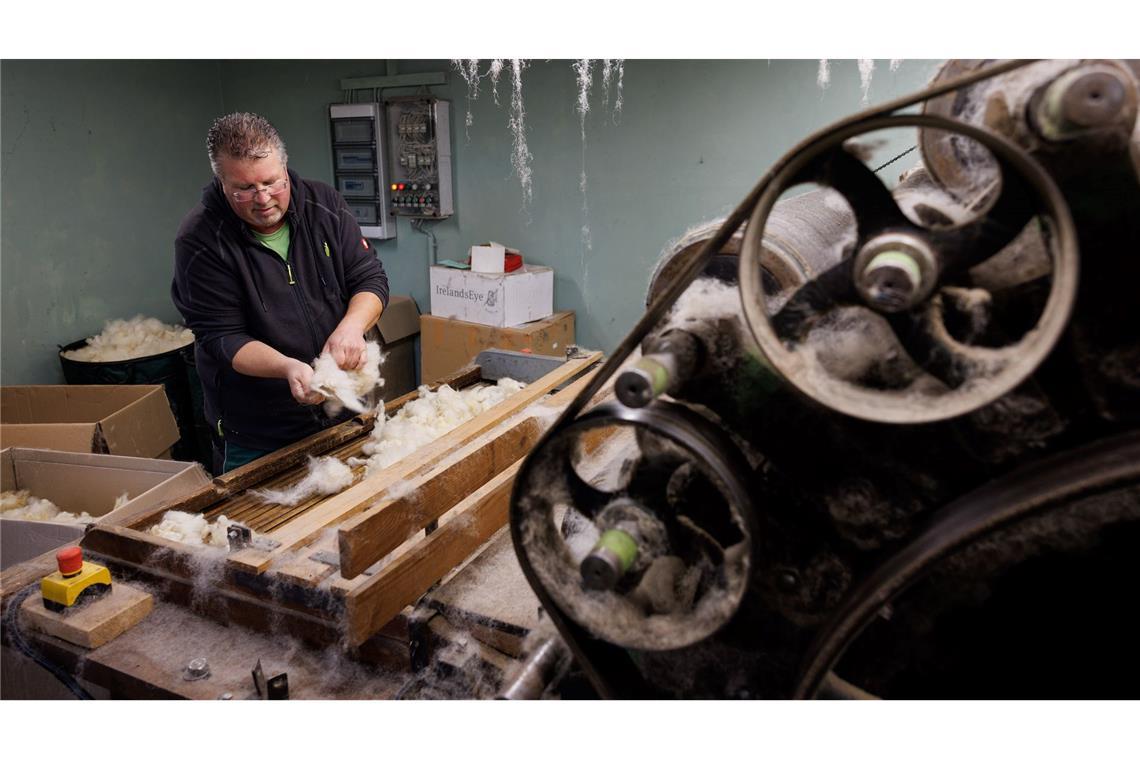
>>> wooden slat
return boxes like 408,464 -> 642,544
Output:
225,352 -> 601,576
119,483 -> 227,531
82,524 -> 216,580
338,415 -> 544,578
331,361 -> 608,579
273,556 -> 337,587
212,416 -> 373,494
343,461 -> 521,646
210,365 -> 484,495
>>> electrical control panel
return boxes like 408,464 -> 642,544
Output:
328,103 -> 396,240
385,97 -> 453,218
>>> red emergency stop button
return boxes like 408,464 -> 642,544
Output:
57,546 -> 83,576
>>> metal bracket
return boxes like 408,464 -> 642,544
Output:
252,658 -> 289,700
309,550 -> 340,568
339,71 -> 447,92
227,524 -> 252,552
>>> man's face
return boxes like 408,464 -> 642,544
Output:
218,149 -> 291,234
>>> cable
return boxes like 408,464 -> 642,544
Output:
3,584 -> 94,699
411,218 -> 439,266
873,144 -> 918,173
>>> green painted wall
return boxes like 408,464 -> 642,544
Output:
1,60 -> 223,383
1,59 -> 938,384
217,59 -> 939,358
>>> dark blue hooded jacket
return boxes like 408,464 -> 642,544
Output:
172,168 -> 389,451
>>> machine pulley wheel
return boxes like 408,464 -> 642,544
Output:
512,399 -> 755,651
738,113 -> 1079,424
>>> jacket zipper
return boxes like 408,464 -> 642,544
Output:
279,220 -> 324,358
244,218 -> 324,358
297,212 -> 331,290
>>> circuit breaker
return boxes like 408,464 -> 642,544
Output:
328,103 -> 396,240
385,97 -> 453,218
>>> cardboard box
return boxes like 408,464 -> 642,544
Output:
1,385 -> 180,459
429,265 -> 553,328
469,241 -> 519,273
0,447 -> 211,569
376,295 -> 421,400
420,311 -> 575,384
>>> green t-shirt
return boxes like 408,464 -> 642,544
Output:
252,222 -> 291,262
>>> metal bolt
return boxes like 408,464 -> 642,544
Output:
184,657 -> 211,681
778,570 -> 800,591
854,233 -> 938,313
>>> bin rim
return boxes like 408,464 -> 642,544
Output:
58,336 -> 196,366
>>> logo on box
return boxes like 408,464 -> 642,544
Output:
435,284 -> 485,304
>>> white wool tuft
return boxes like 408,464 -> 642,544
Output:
62,316 -> 194,362
384,479 -> 419,501
666,277 -> 743,326
1,490 -> 93,524
361,378 -> 526,475
147,511 -> 235,548
253,456 -> 356,506
310,341 -> 385,415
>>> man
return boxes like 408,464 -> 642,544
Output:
173,112 -> 388,474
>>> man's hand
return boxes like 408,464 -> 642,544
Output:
284,359 -> 325,405
322,292 -> 384,370
323,325 -> 366,371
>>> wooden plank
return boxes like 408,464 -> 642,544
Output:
274,556 -> 337,588
120,483 -> 227,531
424,526 -> 539,659
328,366 -> 604,595
20,583 -> 153,649
337,415 -> 543,578
82,524 -> 219,580
226,352 -> 600,576
212,416 -> 372,494
211,365 -> 482,496
343,460 -> 521,646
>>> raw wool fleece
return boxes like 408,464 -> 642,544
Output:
310,341 -> 385,415
148,510 -> 235,548
62,316 -> 194,362
361,378 -> 526,475
252,456 -> 356,506
0,490 -> 93,524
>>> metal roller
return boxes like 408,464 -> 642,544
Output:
645,187 -> 856,310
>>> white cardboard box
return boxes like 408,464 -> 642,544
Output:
0,447 -> 211,569
429,265 -> 554,327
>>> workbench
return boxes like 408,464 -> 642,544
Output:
2,524 -> 541,699
1,350 -> 602,699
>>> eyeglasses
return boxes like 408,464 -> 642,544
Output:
230,178 -> 288,203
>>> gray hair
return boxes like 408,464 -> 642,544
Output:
206,112 -> 288,178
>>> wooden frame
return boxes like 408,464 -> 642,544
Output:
63,353 -> 602,650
